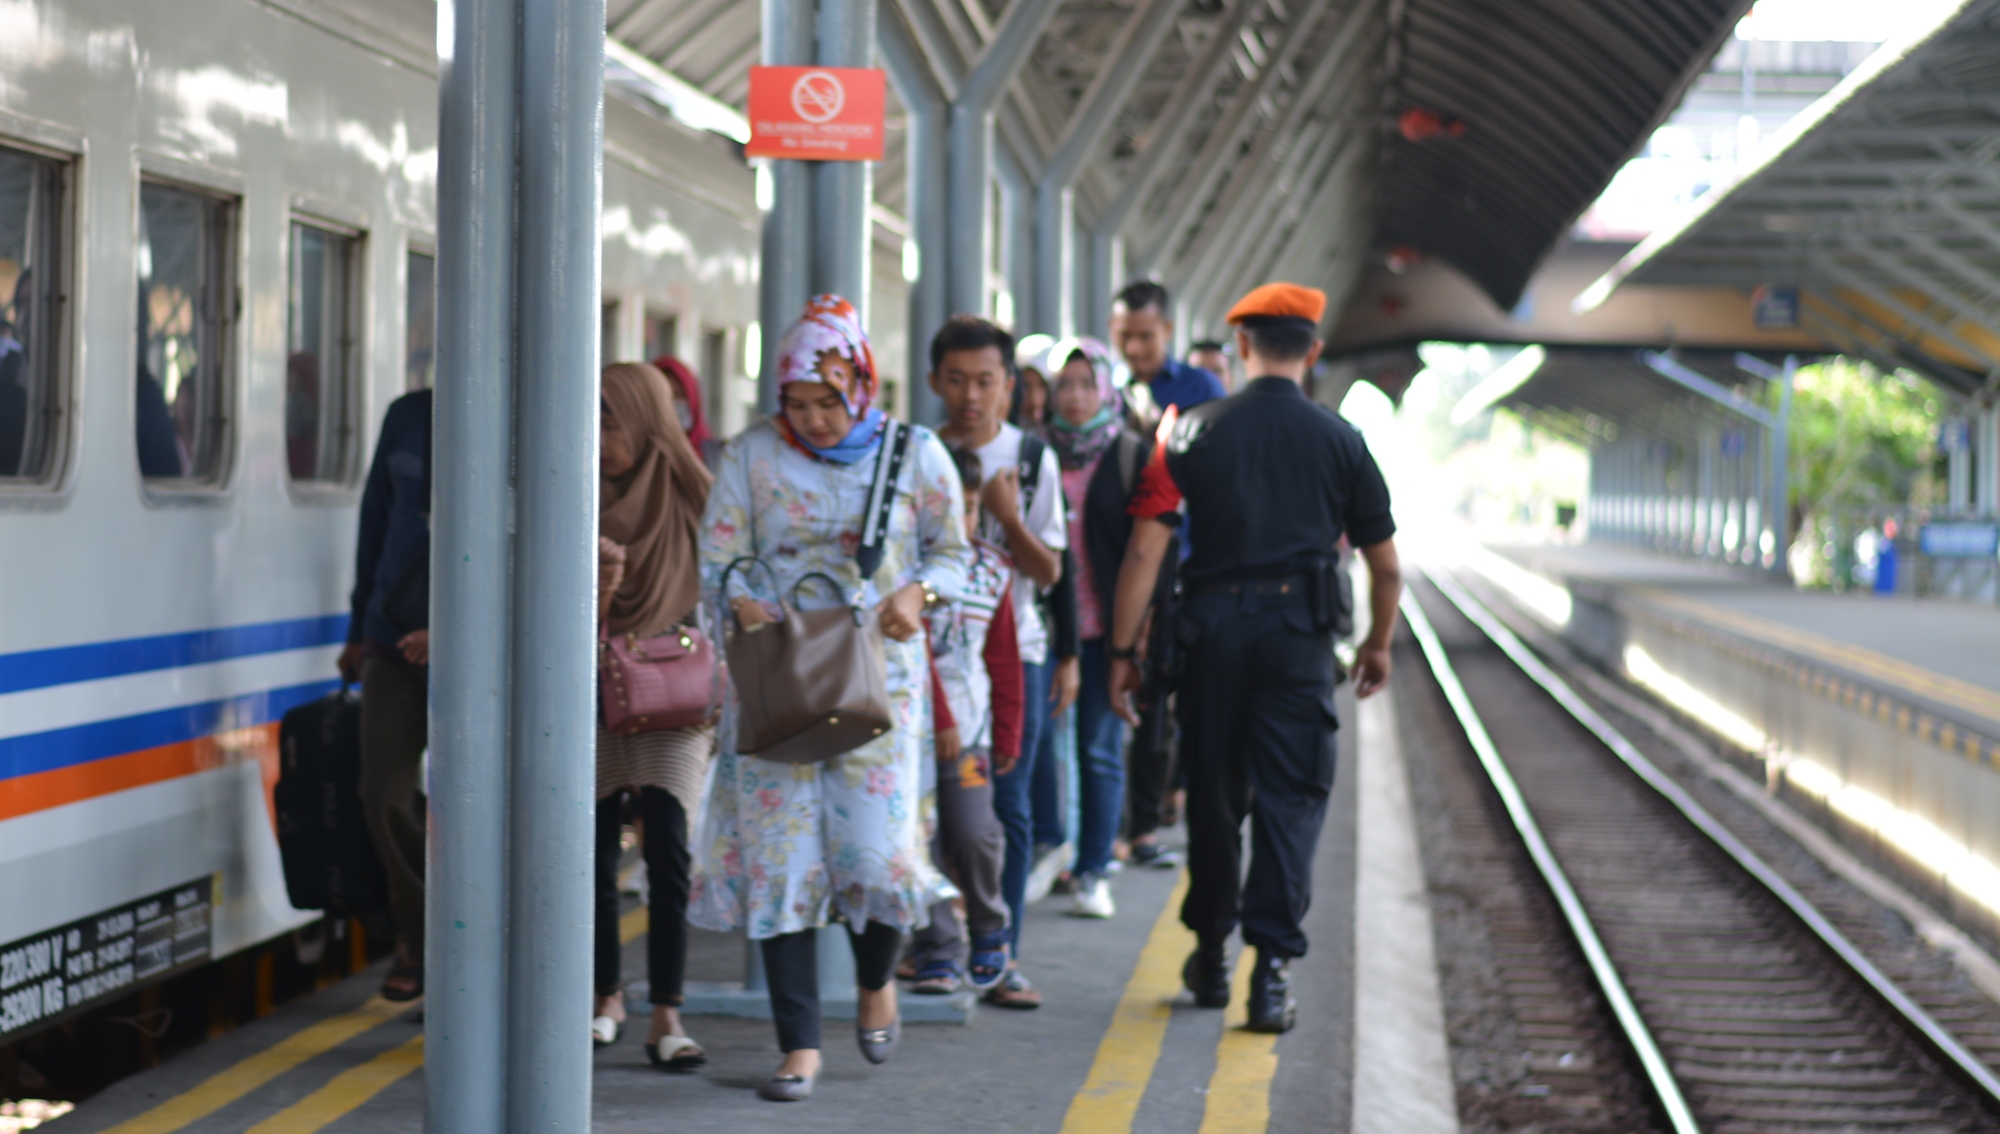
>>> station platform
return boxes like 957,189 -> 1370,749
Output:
1486,540 -> 2000,733
44,689 -> 1454,1134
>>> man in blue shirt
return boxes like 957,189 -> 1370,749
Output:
1110,280 -> 1226,429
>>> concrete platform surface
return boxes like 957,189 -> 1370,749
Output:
1492,541 -> 2000,727
42,685 -> 1456,1133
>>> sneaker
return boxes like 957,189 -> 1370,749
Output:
1069,874 -> 1115,919
1129,841 -> 1181,870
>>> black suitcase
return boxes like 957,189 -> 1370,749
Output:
275,688 -> 388,916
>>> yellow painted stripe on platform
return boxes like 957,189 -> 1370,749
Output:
1059,870 -> 1192,1134
101,995 -> 415,1134
1197,957 -> 1279,1134
243,1034 -> 425,1134
1631,585 -> 2000,725
620,904 -> 648,944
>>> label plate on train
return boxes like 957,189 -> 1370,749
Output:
0,876 -> 217,1040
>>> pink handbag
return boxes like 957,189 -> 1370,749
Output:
598,624 -> 724,735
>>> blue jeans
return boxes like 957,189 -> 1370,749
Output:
995,658 -> 1053,954
1075,640 -> 1129,877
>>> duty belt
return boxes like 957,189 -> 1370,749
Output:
1186,574 -> 1309,597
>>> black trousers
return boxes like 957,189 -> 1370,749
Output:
1175,590 -> 1338,959
593,787 -> 691,1004
762,921 -> 903,1052
1125,697 -> 1178,841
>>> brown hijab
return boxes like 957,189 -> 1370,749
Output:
600,362 -> 713,638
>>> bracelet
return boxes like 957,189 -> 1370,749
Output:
1108,643 -> 1138,661
918,581 -> 941,607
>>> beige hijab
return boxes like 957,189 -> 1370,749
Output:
600,362 -> 713,638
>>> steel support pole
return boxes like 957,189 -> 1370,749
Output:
947,0 -> 1061,317
507,1 -> 603,1129
760,0 -> 814,412
428,0 -> 515,1127
814,0 -> 877,312
1769,354 -> 1794,577
1030,0 -> 1179,336
878,4 -> 948,424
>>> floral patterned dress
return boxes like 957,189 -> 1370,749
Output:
688,418 -> 972,939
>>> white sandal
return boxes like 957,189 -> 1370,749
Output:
590,1014 -> 622,1047
646,1033 -> 707,1070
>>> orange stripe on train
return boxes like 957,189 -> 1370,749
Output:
0,723 -> 282,824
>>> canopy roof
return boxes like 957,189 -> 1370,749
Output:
604,0 -> 1754,333
1585,0 -> 2000,397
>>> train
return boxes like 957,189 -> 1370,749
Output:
0,0 -> 775,1047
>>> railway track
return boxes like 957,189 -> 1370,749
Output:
1403,568 -> 2000,1133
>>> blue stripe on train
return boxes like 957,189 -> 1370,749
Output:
0,616 -> 350,696
0,680 -> 342,780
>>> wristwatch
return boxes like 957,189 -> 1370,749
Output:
919,580 -> 941,608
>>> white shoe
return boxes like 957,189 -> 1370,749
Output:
1070,875 -> 1115,919
591,1014 -> 622,1047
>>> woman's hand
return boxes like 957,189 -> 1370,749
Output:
730,596 -> 777,628
878,582 -> 927,642
397,630 -> 430,666
935,726 -> 961,764
1052,656 -> 1080,715
597,538 -> 627,624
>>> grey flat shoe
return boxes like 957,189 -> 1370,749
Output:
757,1072 -> 815,1102
856,1016 -> 900,1065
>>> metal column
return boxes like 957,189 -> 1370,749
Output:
760,0 -> 814,411
1030,0 -> 1178,337
1769,355 -> 1794,576
946,0 -> 1061,317
814,0 -> 877,311
428,0 -> 515,1127
508,0 -> 605,1129
878,4 -> 948,425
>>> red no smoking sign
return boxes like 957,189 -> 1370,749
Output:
747,67 -> 886,161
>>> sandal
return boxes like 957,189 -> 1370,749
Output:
966,931 -> 1010,992
646,1034 -> 707,1071
590,1014 -> 622,1047
380,958 -> 424,1003
895,954 -> 922,982
910,958 -> 961,995
983,967 -> 1042,1010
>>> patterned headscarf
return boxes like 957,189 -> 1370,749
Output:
774,295 -> 885,463
1045,335 -> 1122,471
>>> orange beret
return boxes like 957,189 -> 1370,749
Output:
1225,282 -> 1327,325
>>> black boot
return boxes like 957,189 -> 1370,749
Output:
1246,951 -> 1296,1034
1182,939 -> 1230,1009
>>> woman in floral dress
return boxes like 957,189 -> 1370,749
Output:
690,295 -> 971,1101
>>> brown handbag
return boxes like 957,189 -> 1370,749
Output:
721,564 -> 891,763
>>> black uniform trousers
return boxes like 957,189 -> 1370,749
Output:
1175,587 -> 1338,959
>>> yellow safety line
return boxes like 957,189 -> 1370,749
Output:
101,995 -> 416,1134
242,1035 -> 425,1134
1197,956 -> 1279,1134
1059,871 -> 1192,1134
620,905 -> 648,944
1631,586 -> 2000,725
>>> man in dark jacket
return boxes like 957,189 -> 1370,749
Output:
336,387 -> 431,1001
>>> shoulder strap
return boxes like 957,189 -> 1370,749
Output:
855,421 -> 911,578
1018,433 -> 1045,511
1116,430 -> 1144,499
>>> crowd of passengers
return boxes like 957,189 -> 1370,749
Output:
339,280 -> 1238,1101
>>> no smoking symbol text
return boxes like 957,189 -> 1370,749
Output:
791,70 -> 846,124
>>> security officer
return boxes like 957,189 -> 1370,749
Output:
1108,282 -> 1401,1033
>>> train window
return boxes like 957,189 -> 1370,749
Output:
286,220 -> 360,483
406,249 -> 435,390
0,144 -> 65,484
137,181 -> 234,483
644,311 -> 677,362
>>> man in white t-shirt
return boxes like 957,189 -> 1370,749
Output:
930,314 -> 1068,1008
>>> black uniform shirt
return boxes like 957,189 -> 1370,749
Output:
1128,376 -> 1394,586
